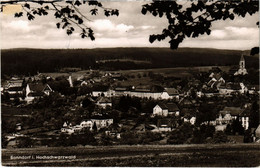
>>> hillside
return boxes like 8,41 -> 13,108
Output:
1,47 -> 259,76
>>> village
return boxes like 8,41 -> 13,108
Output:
1,54 -> 260,148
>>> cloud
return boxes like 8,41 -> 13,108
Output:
211,30 -> 227,39
3,20 -> 41,32
89,19 -> 134,34
0,2 -> 258,50
139,25 -> 156,30
199,26 -> 258,42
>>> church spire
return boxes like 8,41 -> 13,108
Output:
234,54 -> 248,76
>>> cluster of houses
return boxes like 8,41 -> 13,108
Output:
2,54 -> 259,141
61,115 -> 113,134
92,86 -> 179,100
2,74 -> 53,103
197,55 -> 259,97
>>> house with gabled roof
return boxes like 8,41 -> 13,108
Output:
157,119 -> 173,132
5,78 -> 24,89
3,78 -> 25,100
207,73 -> 225,89
91,114 -> 113,130
96,97 -> 112,109
216,106 -> 250,130
153,103 -> 168,116
161,88 -> 179,100
153,102 -> 180,117
179,97 -> 193,108
25,83 -> 52,103
219,82 -> 247,95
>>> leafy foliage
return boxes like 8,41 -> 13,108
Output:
142,0 -> 259,49
3,0 -> 258,49
2,0 -> 120,40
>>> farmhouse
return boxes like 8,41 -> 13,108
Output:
25,83 -> 52,103
96,97 -> 112,109
161,88 -> 179,100
153,103 -> 180,117
219,82 -> 247,95
129,89 -> 162,99
91,115 -> 113,130
217,107 -> 249,130
5,78 -> 24,89
3,78 -> 25,100
207,73 -> 225,89
61,120 -> 94,134
157,119 -> 173,132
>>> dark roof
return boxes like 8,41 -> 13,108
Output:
220,107 -> 244,116
157,103 -> 168,110
8,79 -> 23,84
213,73 -> 222,80
164,88 -> 179,95
225,83 -> 241,90
115,87 -> 127,91
179,98 -> 193,105
240,108 -> 250,117
28,83 -> 51,92
208,80 -> 215,87
9,93 -> 23,98
91,114 -> 112,119
157,118 -> 173,127
97,97 -> 112,104
134,88 -> 151,92
166,103 -> 179,112
28,92 -> 44,97
8,87 -> 23,91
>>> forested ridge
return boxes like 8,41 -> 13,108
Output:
1,47 -> 258,75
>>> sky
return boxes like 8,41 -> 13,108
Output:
0,1 -> 259,50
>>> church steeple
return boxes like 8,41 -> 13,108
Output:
234,54 -> 248,76
239,54 -> 245,70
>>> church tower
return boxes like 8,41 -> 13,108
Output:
234,54 -> 248,76
239,54 -> 245,70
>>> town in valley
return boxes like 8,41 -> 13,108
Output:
2,49 -> 260,149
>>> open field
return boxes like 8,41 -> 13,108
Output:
42,66 -> 231,79
40,66 -> 231,86
2,144 -> 260,167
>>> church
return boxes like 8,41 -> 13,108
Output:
234,54 -> 248,76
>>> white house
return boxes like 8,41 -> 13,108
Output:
184,117 -> 196,125
91,117 -> 113,130
61,120 -> 94,134
153,104 -> 169,116
217,107 -> 250,130
153,103 -> 180,117
161,88 -> 179,100
92,91 -> 108,97
80,120 -> 93,130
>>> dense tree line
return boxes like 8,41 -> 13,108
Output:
2,48 -> 258,76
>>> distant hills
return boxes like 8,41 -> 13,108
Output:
1,47 -> 259,76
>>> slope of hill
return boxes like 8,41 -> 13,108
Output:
1,47 -> 258,76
